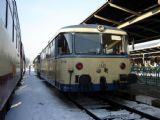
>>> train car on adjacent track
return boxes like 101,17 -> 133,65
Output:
0,0 -> 25,119
34,24 -> 136,92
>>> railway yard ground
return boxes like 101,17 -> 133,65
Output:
5,69 -> 92,120
5,69 -> 160,120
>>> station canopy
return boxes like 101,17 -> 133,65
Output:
130,40 -> 160,59
81,0 -> 160,44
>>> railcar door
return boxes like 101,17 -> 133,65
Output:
49,40 -> 56,84
55,33 -> 73,88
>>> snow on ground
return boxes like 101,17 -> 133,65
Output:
112,96 -> 160,119
6,70 -> 93,120
136,95 -> 156,105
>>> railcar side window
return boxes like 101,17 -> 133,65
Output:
16,33 -> 20,49
57,33 -> 72,55
14,27 -> 16,44
0,0 -> 7,26
45,45 -> 51,58
51,40 -> 55,57
41,50 -> 46,60
7,5 -> 13,41
14,5 -> 17,26
124,36 -> 129,54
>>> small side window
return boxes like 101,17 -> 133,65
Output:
45,46 -> 51,59
57,33 -> 72,55
51,40 -> 55,57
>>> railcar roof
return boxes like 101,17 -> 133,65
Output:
57,24 -> 127,35
60,24 -> 122,31
61,24 -> 117,30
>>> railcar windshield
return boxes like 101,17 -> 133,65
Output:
75,33 -> 101,54
74,33 -> 128,55
102,34 -> 128,55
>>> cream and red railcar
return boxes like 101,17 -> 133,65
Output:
35,24 -> 134,92
0,0 -> 25,119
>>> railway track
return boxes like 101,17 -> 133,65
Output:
98,94 -> 160,120
65,93 -> 160,120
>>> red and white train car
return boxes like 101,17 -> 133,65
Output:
0,0 -> 25,119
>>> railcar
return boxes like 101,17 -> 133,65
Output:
33,55 -> 40,76
35,24 -> 136,92
0,0 -> 25,119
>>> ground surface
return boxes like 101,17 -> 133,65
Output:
6,70 -> 92,120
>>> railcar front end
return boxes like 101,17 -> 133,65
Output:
54,56 -> 130,92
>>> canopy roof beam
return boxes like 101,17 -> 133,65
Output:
133,25 -> 160,34
137,35 -> 160,43
108,2 -> 140,16
117,6 -> 160,29
127,31 -> 146,38
94,15 -> 120,25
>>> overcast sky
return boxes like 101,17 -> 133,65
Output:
16,0 -> 106,61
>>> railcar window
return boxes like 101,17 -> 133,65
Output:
8,0 -> 13,12
57,33 -> 72,55
102,34 -> 128,55
16,33 -> 20,49
41,50 -> 46,60
45,47 -> 49,58
48,46 -> 51,58
14,9 -> 17,26
0,0 -> 7,26
18,40 -> 20,53
7,5 -> 13,41
51,40 -> 55,57
14,27 -> 16,44
124,36 -> 129,54
74,33 -> 101,54
16,33 -> 18,48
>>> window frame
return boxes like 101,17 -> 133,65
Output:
56,33 -> 73,56
74,32 -> 101,55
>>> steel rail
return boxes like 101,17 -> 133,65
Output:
98,95 -> 160,120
